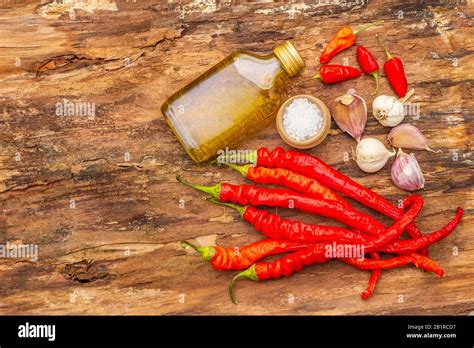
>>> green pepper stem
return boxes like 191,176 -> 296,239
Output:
223,162 -> 251,177
176,175 -> 221,198
205,197 -> 247,217
372,71 -> 380,95
376,34 -> 392,59
181,240 -> 215,261
353,20 -> 384,35
228,264 -> 258,305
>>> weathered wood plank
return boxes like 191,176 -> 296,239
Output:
0,0 -> 472,315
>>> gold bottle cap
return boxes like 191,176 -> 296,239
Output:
273,40 -> 306,77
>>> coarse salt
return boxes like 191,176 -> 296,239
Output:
282,98 -> 323,142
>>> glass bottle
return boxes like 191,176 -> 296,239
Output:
161,40 -> 305,162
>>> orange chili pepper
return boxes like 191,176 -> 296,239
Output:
320,21 -> 383,64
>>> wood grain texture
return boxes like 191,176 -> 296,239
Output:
0,0 -> 473,315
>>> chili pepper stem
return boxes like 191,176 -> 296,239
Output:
223,162 -> 251,177
229,264 -> 258,304
176,175 -> 221,198
375,34 -> 392,59
371,71 -> 380,95
295,74 -> 321,86
400,88 -> 415,103
181,240 -> 215,261
353,20 -> 384,35
205,197 -> 247,217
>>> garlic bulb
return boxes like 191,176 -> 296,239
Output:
388,124 -> 441,153
354,138 -> 396,173
372,95 -> 404,127
391,148 -> 425,191
331,89 -> 367,142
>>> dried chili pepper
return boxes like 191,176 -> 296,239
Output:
181,239 -> 311,271
376,34 -> 408,98
177,176 -> 387,236
313,64 -> 361,84
356,45 -> 380,94
231,147 -> 433,256
320,22 -> 382,64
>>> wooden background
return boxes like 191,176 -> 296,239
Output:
0,0 -> 472,315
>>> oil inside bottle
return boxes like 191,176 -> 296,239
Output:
161,51 -> 287,162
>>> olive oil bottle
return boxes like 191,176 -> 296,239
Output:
161,41 -> 305,162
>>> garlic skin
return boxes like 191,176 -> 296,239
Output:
391,148 -> 425,191
372,95 -> 404,127
331,89 -> 367,142
354,138 -> 396,173
388,124 -> 441,153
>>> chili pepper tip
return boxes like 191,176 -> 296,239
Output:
361,291 -> 372,300
228,264 -> 258,304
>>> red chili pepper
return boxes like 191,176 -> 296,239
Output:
313,64 -> 361,84
208,199 -> 370,243
208,198 -> 462,296
221,195 -> 435,303
218,158 -> 429,257
226,195 -> 432,303
342,254 -> 444,277
320,22 -> 382,64
244,147 -> 435,256
177,176 -> 387,236
207,199 -> 462,256
181,239 -> 311,271
230,249 -> 445,303
356,45 -> 380,94
224,163 -> 350,208
376,34 -> 408,98
223,163 -> 382,294
361,254 -> 381,299
380,208 -> 463,254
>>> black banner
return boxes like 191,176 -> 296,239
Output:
0,316 -> 472,346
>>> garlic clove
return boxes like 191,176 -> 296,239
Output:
388,124 -> 441,153
391,148 -> 425,191
372,95 -> 404,127
354,137 -> 396,173
331,90 -> 367,142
